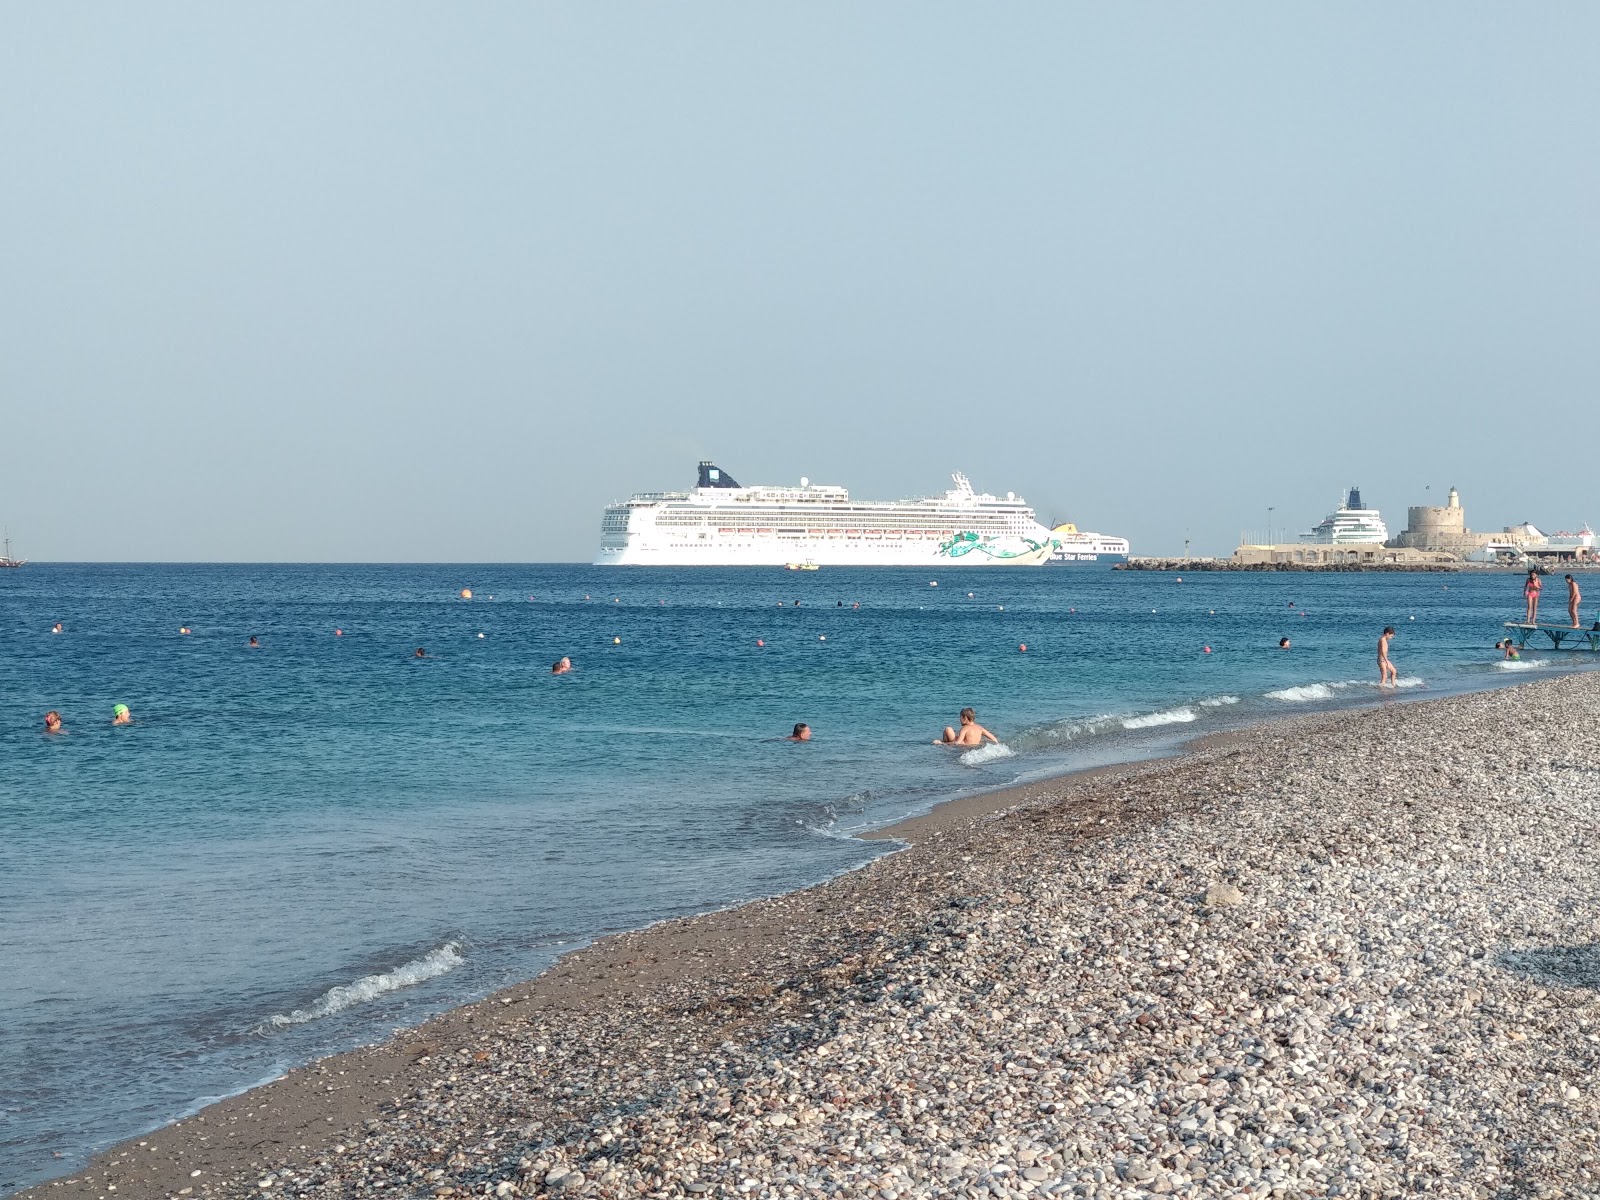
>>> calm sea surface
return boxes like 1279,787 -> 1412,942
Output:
0,564 -> 1584,1190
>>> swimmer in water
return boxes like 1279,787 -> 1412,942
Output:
248,636 -> 260,648
551,656 -> 572,675
415,647 -> 427,658
44,710 -> 63,734
936,707 -> 998,747
112,703 -> 132,725
1279,636 -> 1290,649
788,722 -> 811,742
51,622 -> 63,634
1503,640 -> 1520,661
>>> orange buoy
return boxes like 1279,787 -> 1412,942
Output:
756,639 -> 765,647
460,588 -> 472,599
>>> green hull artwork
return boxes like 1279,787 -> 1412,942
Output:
937,530 -> 1053,564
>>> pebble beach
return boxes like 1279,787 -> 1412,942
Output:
25,672 -> 1600,1200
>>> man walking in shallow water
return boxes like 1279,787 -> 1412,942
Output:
1378,626 -> 1398,687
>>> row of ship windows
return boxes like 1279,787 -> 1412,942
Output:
651,516 -> 1024,529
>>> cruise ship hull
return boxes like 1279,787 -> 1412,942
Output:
597,537 -> 1053,567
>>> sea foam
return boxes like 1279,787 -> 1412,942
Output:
1121,707 -> 1197,729
261,942 -> 464,1030
1266,677 -> 1424,703
959,742 -> 1016,765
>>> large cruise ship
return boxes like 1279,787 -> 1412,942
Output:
597,463 -> 1076,566
1300,487 -> 1389,545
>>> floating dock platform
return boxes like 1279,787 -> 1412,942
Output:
1503,621 -> 1600,651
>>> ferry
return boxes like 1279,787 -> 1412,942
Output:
1047,522 -> 1130,565
597,464 -> 1065,566
1301,487 -> 1389,545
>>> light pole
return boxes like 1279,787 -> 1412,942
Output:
1267,506 -> 1275,546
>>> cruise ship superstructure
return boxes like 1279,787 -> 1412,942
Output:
597,464 -> 1081,566
1301,487 -> 1389,545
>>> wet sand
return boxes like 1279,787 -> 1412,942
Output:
21,676 -> 1600,1199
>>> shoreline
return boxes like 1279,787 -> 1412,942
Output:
21,674 -> 1600,1199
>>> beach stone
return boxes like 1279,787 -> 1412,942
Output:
1204,883 -> 1244,908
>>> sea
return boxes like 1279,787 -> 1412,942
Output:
0,563 -> 1585,1191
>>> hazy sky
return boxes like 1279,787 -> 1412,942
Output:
4,4 -> 1596,561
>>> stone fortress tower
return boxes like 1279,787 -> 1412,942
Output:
1394,487 -> 1467,549
1390,487 -> 1515,555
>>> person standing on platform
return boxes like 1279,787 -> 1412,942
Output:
1566,574 -> 1581,627
1524,568 -> 1542,625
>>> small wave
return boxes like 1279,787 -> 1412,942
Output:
260,942 -> 464,1029
1498,659 -> 1547,671
1265,683 -> 1335,702
959,742 -> 1016,765
1266,677 -> 1426,703
1121,707 -> 1197,729
1198,695 -> 1240,708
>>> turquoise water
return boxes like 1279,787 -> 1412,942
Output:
0,564 -> 1581,1191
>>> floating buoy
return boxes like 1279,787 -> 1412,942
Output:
180,626 -> 191,635
1409,615 -> 1415,621
998,605 -> 1005,611
1019,643 -> 1027,652
477,632 -> 485,638
1209,609 -> 1215,615
929,581 -> 938,587
613,636 -> 621,644
1203,646 -> 1212,654
613,598 -> 620,603
756,639 -> 765,647
819,635 -> 827,641
460,588 -> 472,599
334,628 -> 342,636
967,592 -> 975,598
1069,607 -> 1075,613
1176,577 -> 1183,583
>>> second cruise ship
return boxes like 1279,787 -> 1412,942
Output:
597,464 -> 1101,566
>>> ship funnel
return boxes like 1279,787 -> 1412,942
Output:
1346,486 -> 1363,510
697,461 -> 741,489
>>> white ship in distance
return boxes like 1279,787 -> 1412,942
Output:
596,463 -> 1126,566
1300,487 -> 1389,544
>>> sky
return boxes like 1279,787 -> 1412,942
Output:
2,4 -> 1596,561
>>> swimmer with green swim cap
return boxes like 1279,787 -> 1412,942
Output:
112,703 -> 132,725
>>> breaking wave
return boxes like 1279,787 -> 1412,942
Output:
1120,707 -> 1198,729
959,742 -> 1016,765
260,942 -> 464,1030
1265,677 -> 1425,703
1198,695 -> 1240,707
